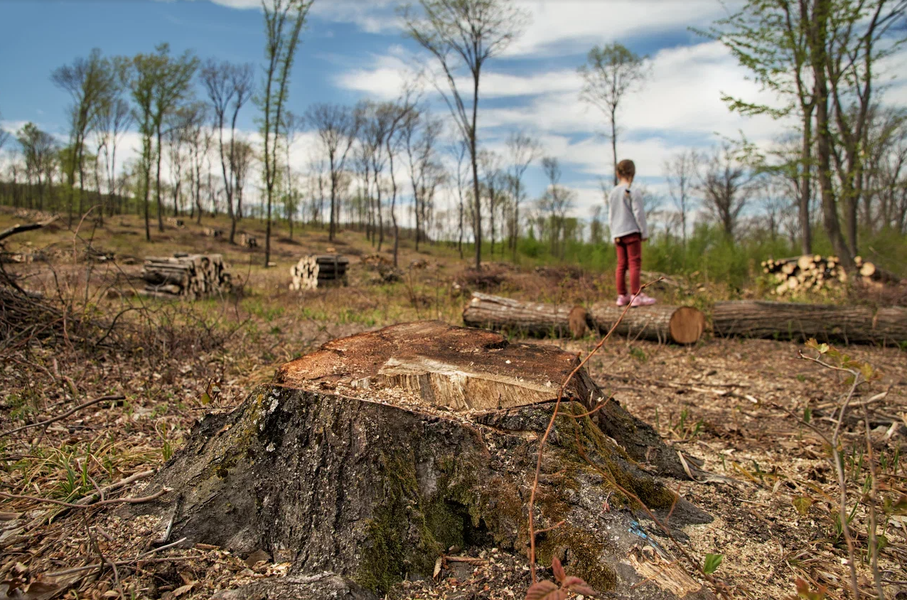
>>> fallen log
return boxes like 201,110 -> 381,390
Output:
712,301 -> 907,344
587,303 -> 706,345
462,292 -> 586,338
126,322 -> 711,599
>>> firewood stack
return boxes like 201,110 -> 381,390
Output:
141,254 -> 232,300
762,254 -> 897,295
290,255 -> 349,291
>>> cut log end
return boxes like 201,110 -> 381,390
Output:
668,306 -> 707,345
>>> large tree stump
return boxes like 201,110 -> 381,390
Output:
713,301 -> 907,344
462,292 -> 588,338
129,322 -> 712,599
588,303 -> 706,345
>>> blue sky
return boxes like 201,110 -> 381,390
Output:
2,0 -> 905,227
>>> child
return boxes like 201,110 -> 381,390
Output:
608,159 -> 655,307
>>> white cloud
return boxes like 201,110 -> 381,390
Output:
204,0 -> 401,33
506,0 -> 736,57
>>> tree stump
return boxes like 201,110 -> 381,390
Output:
128,322 -> 712,599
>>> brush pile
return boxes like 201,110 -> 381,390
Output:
141,254 -> 231,300
762,254 -> 898,295
290,255 -> 349,291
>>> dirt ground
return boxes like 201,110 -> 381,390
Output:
1,211 -> 906,600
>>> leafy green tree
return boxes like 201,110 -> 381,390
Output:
52,48 -> 116,226
706,0 -> 906,265
402,0 -> 529,270
578,43 -> 648,185
259,0 -> 313,267
16,123 -> 58,210
128,44 -> 198,240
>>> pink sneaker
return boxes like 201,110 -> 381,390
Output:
630,292 -> 657,307
616,294 -> 631,306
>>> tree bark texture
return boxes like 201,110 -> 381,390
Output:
588,304 -> 706,345
462,292 -> 588,339
713,301 -> 907,344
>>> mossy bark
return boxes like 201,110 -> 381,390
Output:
128,323 -> 713,599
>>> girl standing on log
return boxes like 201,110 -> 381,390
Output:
609,159 -> 655,307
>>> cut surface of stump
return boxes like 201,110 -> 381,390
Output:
129,322 -> 712,599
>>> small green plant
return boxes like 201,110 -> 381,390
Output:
628,345 -> 647,363
702,553 -> 723,575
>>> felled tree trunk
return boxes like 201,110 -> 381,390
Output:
462,292 -> 588,338
713,301 -> 907,344
128,323 -> 712,599
588,304 -> 706,345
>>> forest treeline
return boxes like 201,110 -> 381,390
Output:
0,0 -> 904,274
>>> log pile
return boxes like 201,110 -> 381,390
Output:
240,234 -> 257,248
141,254 -> 231,300
763,254 -> 898,295
713,300 -> 907,344
290,255 -> 349,290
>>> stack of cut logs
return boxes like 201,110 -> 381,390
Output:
763,254 -> 896,295
141,254 -> 231,300
290,255 -> 349,291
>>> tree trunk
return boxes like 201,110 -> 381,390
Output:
588,303 -> 706,345
799,110 -> 813,255
472,77 -> 481,271
462,292 -> 588,339
155,127 -> 165,233
126,322 -> 708,599
712,301 -> 907,344
611,106 -> 618,186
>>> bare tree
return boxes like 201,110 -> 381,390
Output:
479,149 -> 505,256
664,150 -> 699,247
538,156 -> 575,258
306,103 -> 362,242
505,130 -> 541,258
698,144 -> 758,238
0,112 -> 10,153
578,43 -> 648,185
233,138 -> 254,226
450,140 -> 469,258
402,0 -> 529,269
259,0 -> 313,267
283,110 -> 305,239
96,59 -> 133,221
401,107 -> 443,251
185,106 -> 212,224
201,59 -> 255,244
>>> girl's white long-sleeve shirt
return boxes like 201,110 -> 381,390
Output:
608,184 -> 648,240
